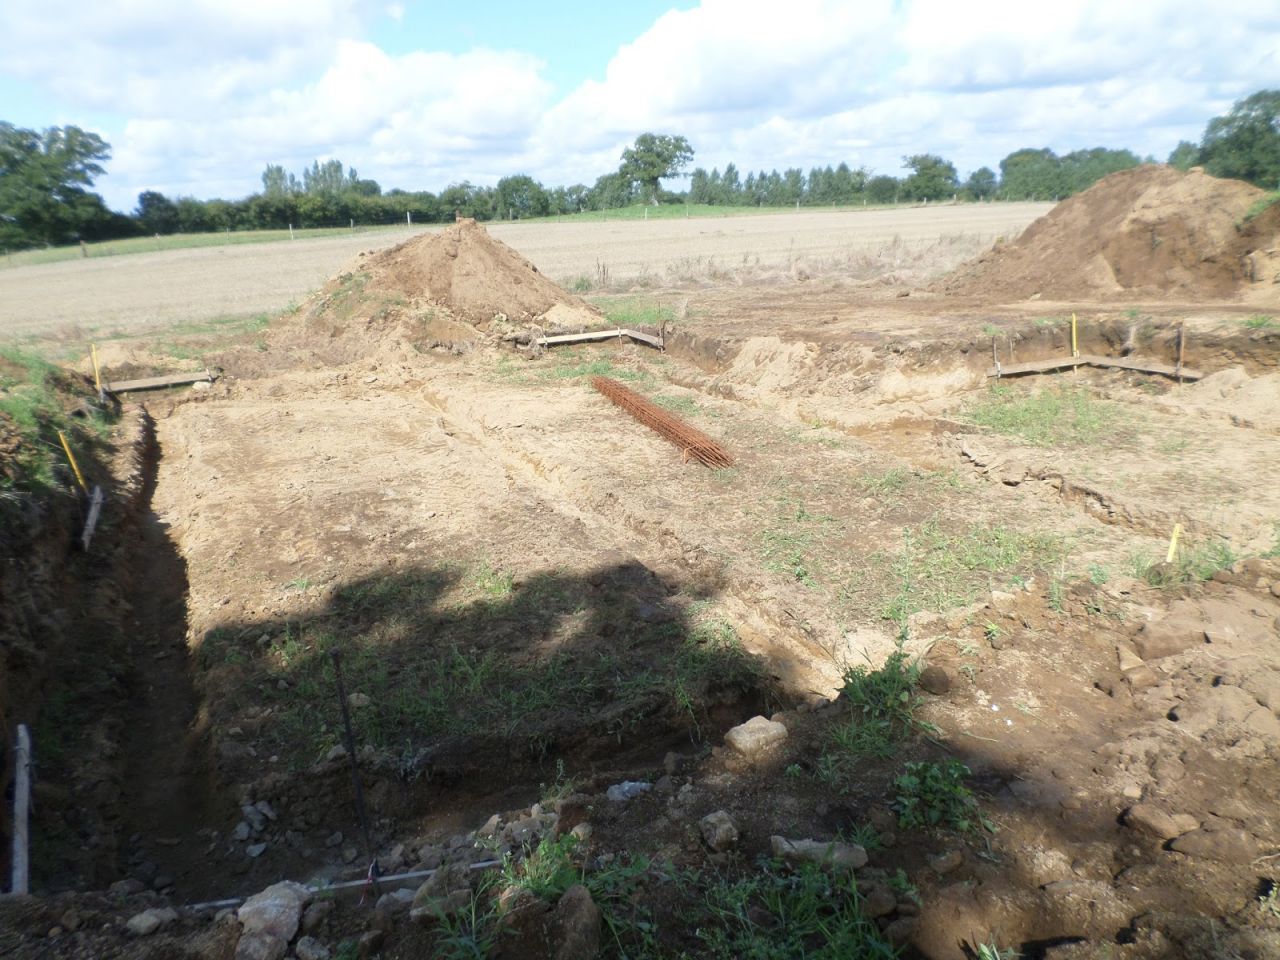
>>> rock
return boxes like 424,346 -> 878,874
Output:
255,800 -> 278,821
1170,827 -> 1259,863
477,813 -> 502,838
110,878 -> 147,896
324,831 -> 343,848
232,821 -> 252,842
375,889 -> 415,914
347,692 -> 371,709
414,862 -> 472,907
1124,804 -> 1184,841
356,929 -> 384,958
325,745 -> 348,762
860,884 -> 897,919
606,781 -> 652,802
724,716 -> 788,760
415,844 -> 444,870
247,842 -> 268,858
238,880 -> 311,942
553,884 -> 601,960
300,900 -> 333,935
989,590 -> 1018,615
410,889 -> 472,924
504,816 -> 544,844
295,936 -> 331,960
928,849 -> 963,875
570,823 -> 593,842
663,752 -> 682,775
699,811 -> 739,852
243,804 -> 267,833
1133,616 -> 1206,660
236,931 -> 287,960
153,875 -> 174,890
918,665 -> 951,695
126,907 -> 178,936
883,916 -> 918,946
342,846 -> 359,864
770,836 -> 867,870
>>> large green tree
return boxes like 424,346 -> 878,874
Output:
619,133 -> 694,203
901,154 -> 958,201
0,123 -> 114,247
1199,89 -> 1280,188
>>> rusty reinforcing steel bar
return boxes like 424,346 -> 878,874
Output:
591,376 -> 733,469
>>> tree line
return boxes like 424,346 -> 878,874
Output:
2,90 -> 1277,251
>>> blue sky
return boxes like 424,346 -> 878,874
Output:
3,1 -> 1277,212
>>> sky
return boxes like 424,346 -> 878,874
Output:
3,0 -> 1278,212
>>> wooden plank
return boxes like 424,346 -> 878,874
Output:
536,329 -> 625,345
105,371 -> 214,392
535,328 -> 664,349
986,354 -> 1203,381
986,356 -> 1086,377
622,328 -> 664,348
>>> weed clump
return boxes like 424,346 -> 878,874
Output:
894,759 -> 993,835
963,384 -> 1119,447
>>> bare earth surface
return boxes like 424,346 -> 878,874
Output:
0,204 -> 1049,336
3,188 -> 1280,960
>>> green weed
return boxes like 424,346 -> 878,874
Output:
1243,314 -> 1276,329
894,759 -> 993,835
964,385 -> 1119,447
595,296 -> 677,329
819,643 -> 929,782
876,518 -> 1063,623
1131,541 -> 1238,587
693,861 -> 899,959
975,942 -> 1020,960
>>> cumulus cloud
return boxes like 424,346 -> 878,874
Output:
5,0 -> 1278,207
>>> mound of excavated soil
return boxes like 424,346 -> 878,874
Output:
941,165 -> 1280,301
363,218 -> 600,329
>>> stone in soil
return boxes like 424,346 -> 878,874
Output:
699,810 -> 740,852
238,880 -> 311,942
1132,615 -> 1206,660
126,907 -> 178,936
1169,826 -> 1259,863
295,936 -> 332,960
724,716 -> 788,760
552,884 -> 601,960
770,836 -> 867,870
1123,804 -> 1197,841
606,780 -> 652,802
236,931 -> 288,960
919,665 -> 951,694
860,884 -> 897,919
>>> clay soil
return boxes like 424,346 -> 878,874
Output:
2,187 -> 1280,960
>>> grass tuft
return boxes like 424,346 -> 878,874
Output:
964,384 -> 1119,447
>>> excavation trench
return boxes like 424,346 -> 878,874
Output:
105,403 -> 782,902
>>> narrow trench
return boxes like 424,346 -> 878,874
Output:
115,416 -> 225,890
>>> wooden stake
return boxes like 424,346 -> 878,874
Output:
1176,321 -> 1186,384
90,343 -> 103,398
11,725 -> 31,895
82,485 -> 104,551
57,430 -> 88,491
991,336 -> 1001,379
1166,523 -> 1183,564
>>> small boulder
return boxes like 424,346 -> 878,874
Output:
860,884 -> 897,919
606,780 -> 652,802
770,836 -> 866,870
238,880 -> 311,942
553,884 -> 601,960
1170,827 -> 1259,863
1132,616 -> 1206,661
126,907 -> 178,936
1124,804 -> 1184,841
699,810 -> 739,852
295,936 -> 332,960
918,665 -> 951,695
724,716 -> 788,760
235,931 -> 287,960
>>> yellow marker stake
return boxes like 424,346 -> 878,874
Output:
1165,523 -> 1183,564
91,344 -> 102,393
1071,312 -> 1079,357
57,430 -> 87,492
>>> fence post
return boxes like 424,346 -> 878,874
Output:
11,725 -> 31,895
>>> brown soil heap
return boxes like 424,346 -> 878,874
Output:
363,218 -> 600,328
941,165 -> 1280,301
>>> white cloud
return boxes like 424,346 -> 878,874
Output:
7,0 -> 1279,208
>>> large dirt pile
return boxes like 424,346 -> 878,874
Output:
363,218 -> 600,328
941,165 -> 1280,301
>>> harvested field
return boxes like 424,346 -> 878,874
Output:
0,204 -> 1048,336
2,178 -> 1280,960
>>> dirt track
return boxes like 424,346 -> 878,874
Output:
0,204 -> 1049,336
